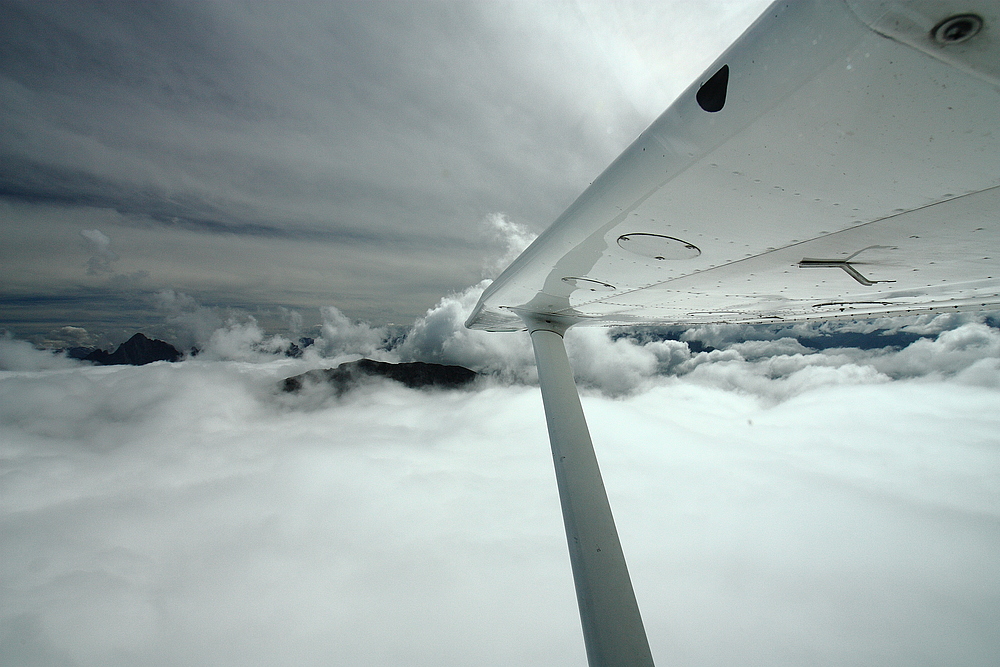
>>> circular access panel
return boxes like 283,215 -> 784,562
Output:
932,14 -> 982,44
617,233 -> 701,260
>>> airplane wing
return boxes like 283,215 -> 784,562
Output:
467,0 -> 1000,332
465,3 -> 999,665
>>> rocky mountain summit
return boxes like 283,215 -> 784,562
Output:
73,333 -> 182,366
283,359 -> 477,395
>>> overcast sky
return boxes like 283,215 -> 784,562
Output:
0,0 -> 770,345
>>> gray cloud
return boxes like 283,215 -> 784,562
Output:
0,0 -> 771,337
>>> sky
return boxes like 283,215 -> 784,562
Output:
2,2 -> 1000,666
0,0 -> 769,346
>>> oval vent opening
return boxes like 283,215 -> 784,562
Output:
562,277 -> 616,293
617,234 -> 701,260
697,64 -> 729,112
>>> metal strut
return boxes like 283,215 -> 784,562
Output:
523,314 -> 654,667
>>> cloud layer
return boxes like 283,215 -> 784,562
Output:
2,304 -> 999,666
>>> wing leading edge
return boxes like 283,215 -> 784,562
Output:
466,0 -> 1000,332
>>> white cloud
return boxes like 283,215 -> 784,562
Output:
201,317 -> 288,361
395,281 -> 536,381
871,322 -> 1000,381
79,229 -> 111,253
1,338 -> 998,666
279,307 -> 304,337
565,327 -> 661,396
154,290 -> 223,349
80,228 -> 118,275
482,212 -> 538,279
315,306 -> 388,358
0,333 -> 80,371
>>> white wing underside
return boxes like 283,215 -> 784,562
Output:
466,0 -> 1000,332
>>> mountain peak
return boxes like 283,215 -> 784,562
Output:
83,333 -> 181,366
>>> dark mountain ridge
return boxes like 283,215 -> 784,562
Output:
283,358 -> 477,395
73,333 -> 182,366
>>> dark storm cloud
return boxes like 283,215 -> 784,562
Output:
0,289 -> 156,341
0,0 -> 613,234
0,157 -> 386,245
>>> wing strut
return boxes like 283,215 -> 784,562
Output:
522,313 -> 654,667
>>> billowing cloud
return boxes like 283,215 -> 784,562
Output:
481,212 -> 538,279
393,214 -> 539,379
154,289 -> 223,349
315,305 -> 389,359
0,332 -> 79,371
395,280 -> 535,381
870,322 -> 1000,383
1,311 -> 998,666
79,228 -> 117,275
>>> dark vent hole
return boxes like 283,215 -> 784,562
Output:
932,14 -> 983,44
697,64 -> 729,113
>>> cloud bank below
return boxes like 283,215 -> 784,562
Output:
2,285 -> 999,666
